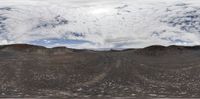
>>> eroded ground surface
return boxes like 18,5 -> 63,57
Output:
0,44 -> 200,98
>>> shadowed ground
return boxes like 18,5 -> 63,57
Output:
0,44 -> 200,98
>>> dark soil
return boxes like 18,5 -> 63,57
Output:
0,44 -> 200,98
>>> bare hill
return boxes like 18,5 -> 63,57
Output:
0,44 -> 200,98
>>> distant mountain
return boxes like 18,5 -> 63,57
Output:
0,44 -> 200,98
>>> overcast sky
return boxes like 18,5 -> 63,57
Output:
0,0 -> 200,49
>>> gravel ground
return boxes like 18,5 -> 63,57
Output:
0,44 -> 200,98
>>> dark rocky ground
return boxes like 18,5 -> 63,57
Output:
0,44 -> 200,98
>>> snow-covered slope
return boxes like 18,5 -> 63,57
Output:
0,0 -> 200,49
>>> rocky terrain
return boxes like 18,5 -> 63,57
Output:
0,44 -> 200,98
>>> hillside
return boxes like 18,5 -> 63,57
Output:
0,44 -> 200,98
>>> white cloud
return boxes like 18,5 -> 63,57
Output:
0,0 -> 200,49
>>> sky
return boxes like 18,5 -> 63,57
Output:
0,0 -> 200,49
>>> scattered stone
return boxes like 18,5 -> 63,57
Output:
149,94 -> 157,97
77,88 -> 83,92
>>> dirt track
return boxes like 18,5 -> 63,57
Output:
0,44 -> 200,98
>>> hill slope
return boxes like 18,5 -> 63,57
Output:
0,44 -> 200,98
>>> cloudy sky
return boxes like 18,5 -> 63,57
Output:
0,0 -> 200,49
